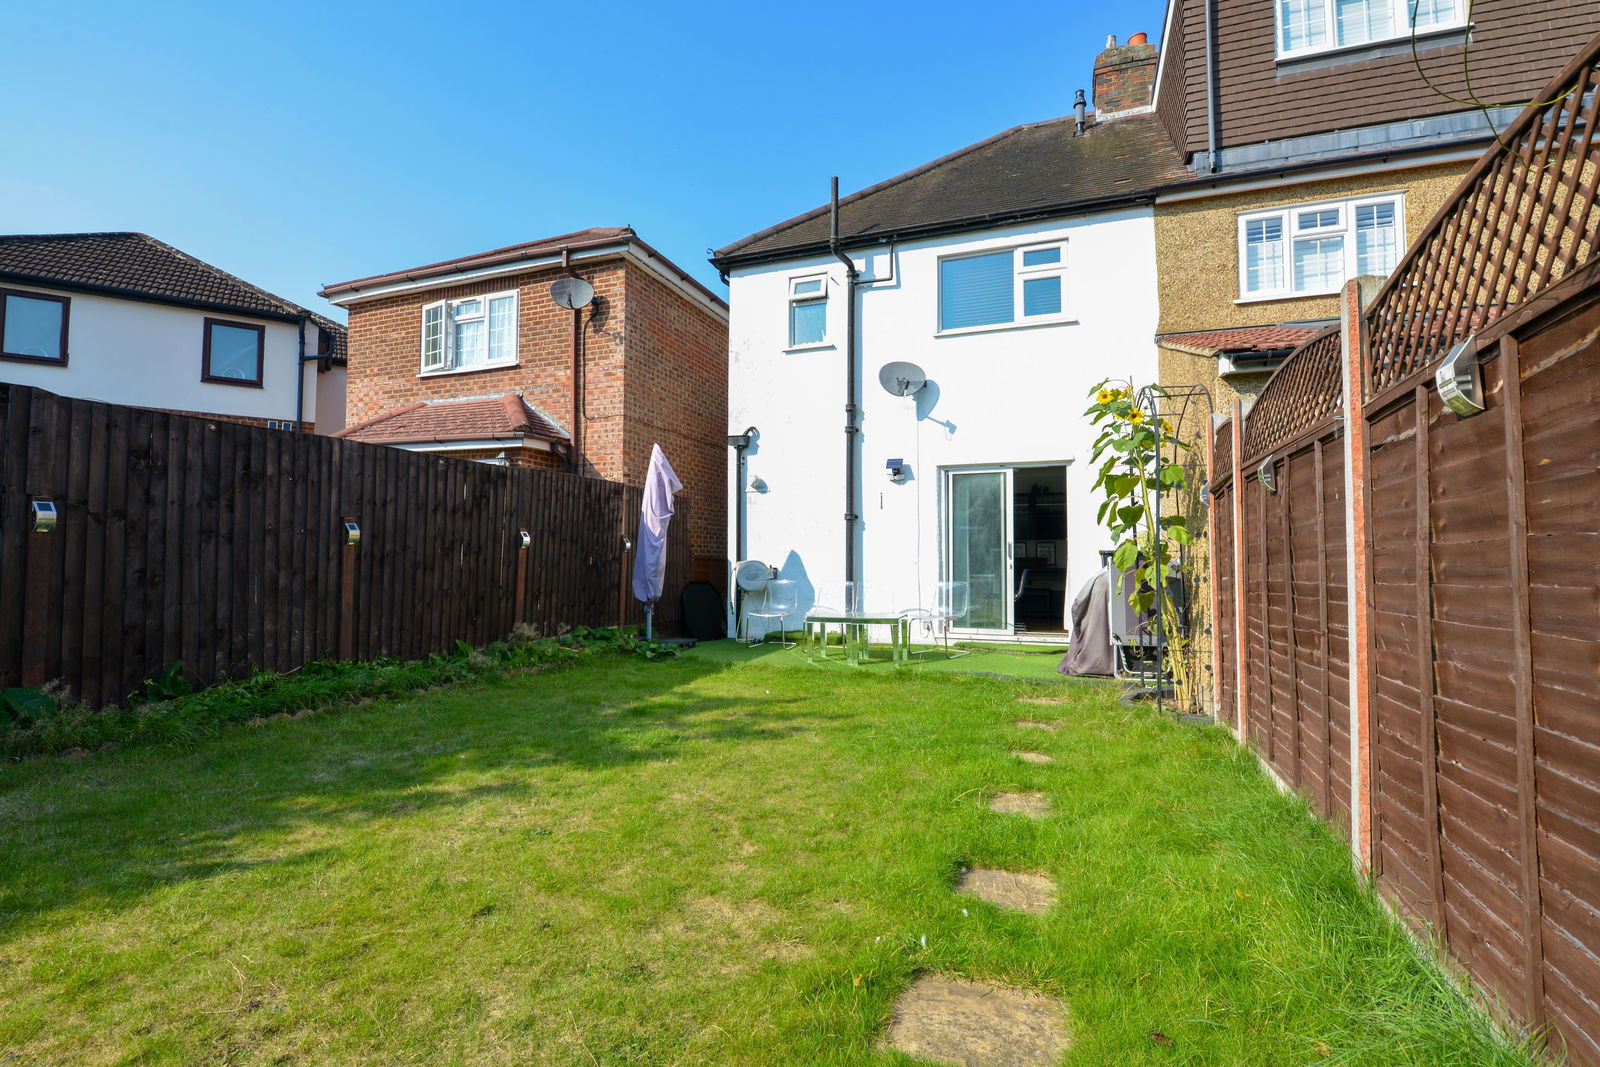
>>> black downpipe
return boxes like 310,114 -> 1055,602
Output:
294,315 -> 307,432
829,177 -> 861,591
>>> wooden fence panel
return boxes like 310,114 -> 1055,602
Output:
0,385 -> 698,704
1519,299 -> 1600,1063
1319,439 -> 1353,841
1366,396 -> 1434,924
1212,479 -> 1236,724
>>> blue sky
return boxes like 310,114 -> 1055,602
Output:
2,0 -> 1169,319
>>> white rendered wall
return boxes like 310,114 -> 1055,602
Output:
726,208 -> 1162,638
0,284 -> 318,425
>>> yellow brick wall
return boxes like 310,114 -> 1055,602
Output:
1154,161 -> 1469,336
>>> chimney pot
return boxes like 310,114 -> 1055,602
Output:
1106,34 -> 1117,47
1128,31 -> 1148,44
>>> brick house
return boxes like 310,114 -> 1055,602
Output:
320,227 -> 730,579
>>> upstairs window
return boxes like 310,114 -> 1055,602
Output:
1279,0 -> 1464,58
0,288 -> 69,365
788,274 -> 828,347
938,242 -> 1066,332
202,318 -> 265,386
421,290 -> 518,373
1238,194 -> 1403,300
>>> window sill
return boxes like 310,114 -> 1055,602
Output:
201,374 -> 264,388
784,342 -> 836,354
1275,23 -> 1470,69
934,317 -> 1077,339
419,359 -> 520,379
1234,289 -> 1341,305
0,351 -> 68,366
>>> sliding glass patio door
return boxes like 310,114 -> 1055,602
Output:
947,468 -> 1013,635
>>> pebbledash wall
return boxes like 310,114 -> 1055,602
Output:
342,255 -> 729,564
727,208 -> 1161,631
0,283 -> 342,432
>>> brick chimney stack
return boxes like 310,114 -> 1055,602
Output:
1092,31 -> 1158,118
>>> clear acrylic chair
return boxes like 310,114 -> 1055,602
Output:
909,581 -> 971,658
744,578 -> 799,647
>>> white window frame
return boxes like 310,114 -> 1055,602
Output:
1236,193 -> 1405,301
935,240 -> 1070,336
419,289 -> 519,375
786,273 -> 830,350
1275,0 -> 1468,60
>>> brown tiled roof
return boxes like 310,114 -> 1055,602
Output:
321,228 -> 634,297
334,395 -> 568,446
0,232 -> 334,325
1158,324 -> 1328,356
712,113 -> 1190,266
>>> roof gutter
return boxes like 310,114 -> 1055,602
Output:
712,189 -> 1162,272
0,271 -> 304,323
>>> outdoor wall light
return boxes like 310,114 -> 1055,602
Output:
519,530 -> 532,550
750,475 -> 768,492
727,431 -> 753,450
1257,456 -> 1278,493
30,500 -> 57,534
622,536 -> 633,552
1435,338 -> 1485,417
885,457 -> 907,483
344,521 -> 361,546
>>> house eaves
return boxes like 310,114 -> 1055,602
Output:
0,271 -> 307,323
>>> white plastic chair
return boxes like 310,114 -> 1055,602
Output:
744,578 -> 799,647
909,581 -> 971,658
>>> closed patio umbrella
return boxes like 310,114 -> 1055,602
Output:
631,444 -> 682,639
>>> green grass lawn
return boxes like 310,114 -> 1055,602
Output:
0,651 -> 1529,1066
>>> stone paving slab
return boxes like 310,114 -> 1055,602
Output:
1013,720 -> 1061,731
988,792 -> 1050,819
957,868 -> 1057,914
1011,750 -> 1054,764
885,974 -> 1070,1066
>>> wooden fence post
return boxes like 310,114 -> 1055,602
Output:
1340,275 -> 1382,872
1230,401 -> 1247,739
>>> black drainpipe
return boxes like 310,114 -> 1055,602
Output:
829,177 -> 861,591
293,314 -> 313,432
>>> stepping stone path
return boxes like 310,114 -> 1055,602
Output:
1016,695 -> 1071,706
989,791 -> 1050,819
1013,720 -> 1061,731
957,867 -> 1058,914
886,975 -> 1070,1066
1011,750 -> 1053,764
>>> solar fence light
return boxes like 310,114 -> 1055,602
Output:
344,521 -> 361,546
31,500 -> 57,534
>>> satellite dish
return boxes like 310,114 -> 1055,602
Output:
550,277 -> 595,310
878,361 -> 927,397
734,560 -> 774,592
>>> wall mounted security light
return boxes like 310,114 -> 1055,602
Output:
1435,338 -> 1485,417
1257,457 -> 1278,493
750,475 -> 768,492
727,431 -> 753,449
30,500 -> 57,534
344,521 -> 361,546
885,457 -> 907,482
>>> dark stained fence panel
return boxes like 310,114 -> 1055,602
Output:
0,385 -> 693,704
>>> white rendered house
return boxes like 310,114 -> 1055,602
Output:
712,108 -> 1188,642
0,233 -> 345,433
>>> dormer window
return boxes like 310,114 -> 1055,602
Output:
1278,0 -> 1465,59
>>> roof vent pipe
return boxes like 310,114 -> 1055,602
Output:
1074,90 -> 1087,135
